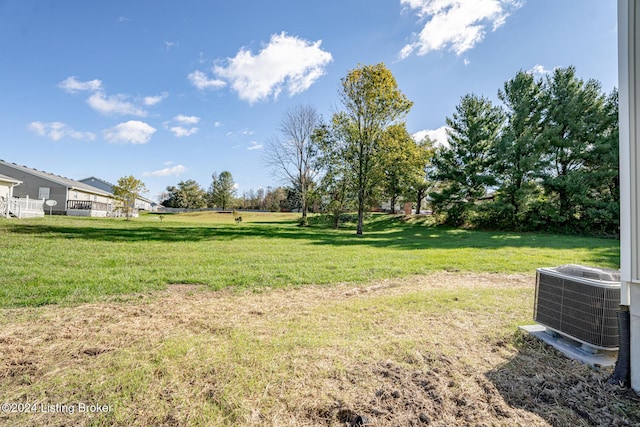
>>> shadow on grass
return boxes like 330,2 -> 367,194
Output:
4,219 -> 619,265
486,332 -> 640,426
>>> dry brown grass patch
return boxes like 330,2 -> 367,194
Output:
0,272 -> 638,426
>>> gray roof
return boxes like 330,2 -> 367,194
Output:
80,175 -> 156,205
0,160 -> 112,197
79,176 -> 114,193
80,176 -> 114,186
0,173 -> 22,184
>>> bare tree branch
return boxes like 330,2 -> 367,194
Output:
263,105 -> 322,222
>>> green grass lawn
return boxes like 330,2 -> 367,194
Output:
0,212 -> 619,308
0,212 -> 633,426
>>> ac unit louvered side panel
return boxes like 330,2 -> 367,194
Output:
534,270 -> 620,349
534,272 -> 564,331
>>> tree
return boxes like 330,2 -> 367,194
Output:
161,179 -> 206,209
329,63 -> 413,234
537,66 -> 608,232
256,187 -> 266,210
579,88 -> 619,235
430,94 -> 505,226
242,189 -> 258,210
424,66 -> 618,234
208,171 -> 236,210
378,124 -> 432,214
406,136 -> 435,215
493,70 -> 545,228
314,124 -> 353,229
112,175 -> 147,220
264,105 -> 322,225
264,187 -> 287,212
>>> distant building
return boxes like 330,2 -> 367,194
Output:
0,160 -> 115,217
79,176 -> 158,213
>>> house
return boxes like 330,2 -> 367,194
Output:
620,0 -> 640,391
0,160 -> 115,217
0,173 -> 22,218
79,176 -> 158,213
0,172 -> 45,218
0,173 -> 21,202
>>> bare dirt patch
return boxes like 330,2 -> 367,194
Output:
1,272 -> 638,426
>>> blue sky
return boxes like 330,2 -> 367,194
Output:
0,0 -> 618,202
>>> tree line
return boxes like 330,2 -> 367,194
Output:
158,173 -> 301,212
153,63 -> 617,236
431,67 -> 618,235
266,63 -> 432,233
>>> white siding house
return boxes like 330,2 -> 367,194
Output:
0,173 -> 45,218
0,173 -> 22,218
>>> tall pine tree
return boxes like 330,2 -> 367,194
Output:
493,70 -> 544,229
430,94 -> 504,226
537,66 -> 608,232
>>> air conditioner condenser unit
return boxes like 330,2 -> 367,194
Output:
534,265 -> 621,351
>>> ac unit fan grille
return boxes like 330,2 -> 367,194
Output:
534,270 -> 620,349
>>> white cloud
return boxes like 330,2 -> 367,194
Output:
214,121 -> 222,127
400,0 -> 523,58
247,141 -> 263,150
103,120 -> 156,144
58,76 -> 103,93
59,76 -> 149,117
412,125 -> 450,148
28,121 -> 96,141
169,126 -> 199,137
225,129 -> 248,137
188,70 -> 227,90
213,32 -> 333,104
530,64 -> 550,76
464,58 -> 470,66
165,41 -> 178,51
164,115 -> 200,137
143,164 -> 186,177
174,114 -> 200,125
88,91 -> 147,117
143,92 -> 168,106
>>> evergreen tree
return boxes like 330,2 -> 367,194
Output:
578,88 -> 619,235
537,66 -> 608,232
208,171 -> 236,210
161,179 -> 206,209
430,94 -> 505,226
492,70 -> 545,229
